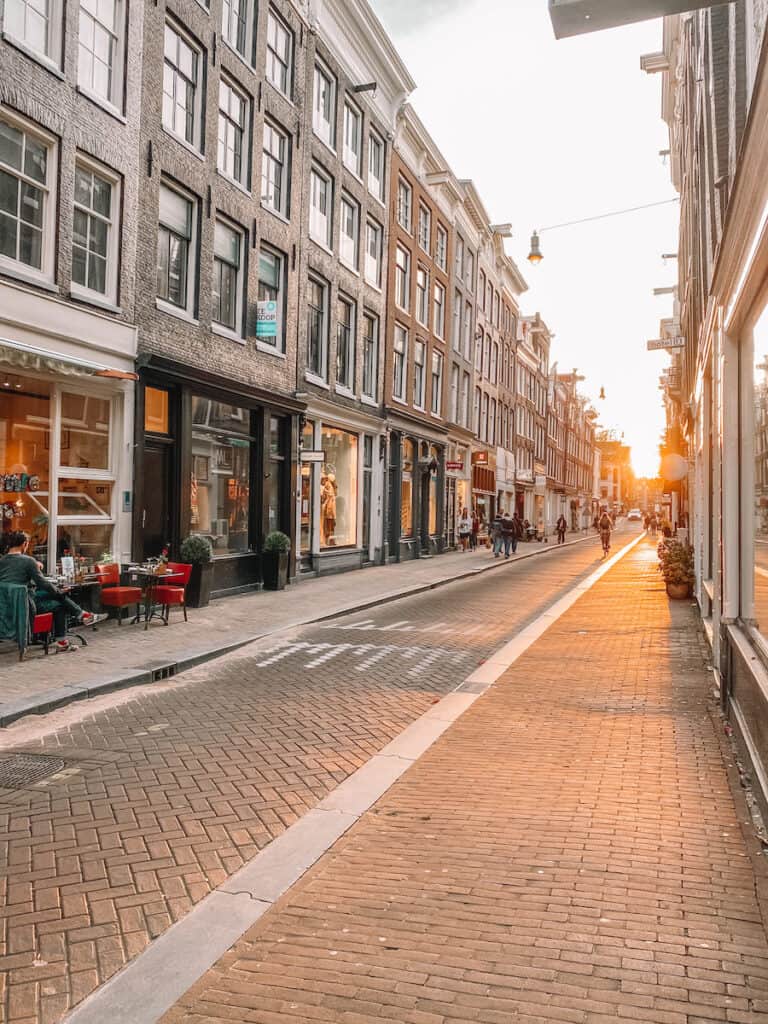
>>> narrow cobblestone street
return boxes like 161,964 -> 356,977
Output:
152,538 -> 768,1024
1,533 -> 621,1024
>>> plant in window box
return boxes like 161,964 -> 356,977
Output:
180,535 -> 214,608
657,539 -> 694,599
262,531 -> 291,591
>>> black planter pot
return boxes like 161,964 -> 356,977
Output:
186,561 -> 214,607
262,551 -> 289,590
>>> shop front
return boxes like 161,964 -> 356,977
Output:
134,356 -> 302,596
298,402 -> 385,575
515,466 -> 534,522
472,449 -> 496,533
495,448 -> 515,518
0,281 -> 136,571
534,473 -> 547,533
444,441 -> 471,549
387,420 -> 446,561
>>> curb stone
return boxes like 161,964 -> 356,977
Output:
0,532 -> 601,728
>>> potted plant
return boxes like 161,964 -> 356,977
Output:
180,535 -> 214,607
658,538 -> 694,599
262,531 -> 291,591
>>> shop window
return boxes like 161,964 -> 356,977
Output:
401,437 -> 414,538
145,386 -> 170,434
57,478 -> 111,516
429,445 -> 439,536
55,522 -> 112,563
320,426 -> 357,548
754,311 -> 768,637
300,419 -> 314,554
60,392 -> 110,470
266,414 -> 286,535
362,435 -> 373,558
189,396 -> 252,556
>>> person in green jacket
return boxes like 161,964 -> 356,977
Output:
0,531 -> 106,652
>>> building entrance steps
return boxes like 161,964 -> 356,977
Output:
70,536 -> 768,1024
0,530 -> 601,727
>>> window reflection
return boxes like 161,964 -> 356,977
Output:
755,316 -> 768,634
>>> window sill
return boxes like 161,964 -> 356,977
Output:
0,262 -> 58,293
309,235 -> 334,257
391,395 -> 409,407
261,202 -> 291,224
156,298 -> 199,324
212,322 -> 245,344
339,259 -> 359,276
363,277 -> 382,292
1,32 -> 64,77
76,84 -> 126,123
69,288 -> 121,314
343,162 -> 364,185
254,339 -> 286,358
264,79 -> 294,105
217,169 -> 252,197
368,190 -> 386,209
360,395 -> 379,408
221,37 -> 257,75
305,372 -> 330,390
312,132 -> 337,160
335,385 -> 356,399
160,126 -> 205,162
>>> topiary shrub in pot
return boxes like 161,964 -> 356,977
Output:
180,535 -> 214,608
658,538 -> 694,599
262,531 -> 291,591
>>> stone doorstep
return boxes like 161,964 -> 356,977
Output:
0,532 -> 597,728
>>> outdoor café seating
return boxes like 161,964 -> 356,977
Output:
94,563 -> 143,625
0,581 -> 54,660
152,562 -> 192,624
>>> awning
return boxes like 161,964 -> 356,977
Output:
0,337 -> 138,380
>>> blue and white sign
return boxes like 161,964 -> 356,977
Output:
256,300 -> 278,338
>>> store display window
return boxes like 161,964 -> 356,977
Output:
753,309 -> 768,638
429,444 -> 439,536
190,396 -> 252,555
266,415 -> 287,535
1,375 -> 51,566
401,437 -> 414,538
320,426 -> 357,548
300,420 -> 314,554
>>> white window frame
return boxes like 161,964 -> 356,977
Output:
433,281 -> 446,339
3,0 -> 63,70
454,234 -> 464,278
265,6 -> 293,97
77,0 -> 125,113
212,215 -> 245,339
221,0 -> 255,65
339,192 -> 359,270
417,204 -> 430,252
413,339 -> 426,409
156,180 -> 198,320
262,119 -> 290,217
394,245 -> 410,311
397,177 -> 412,232
162,20 -> 203,151
71,153 -> 121,306
452,288 -> 461,351
393,323 -> 408,401
0,107 -> 57,286
313,61 -> 336,150
257,244 -> 286,353
309,165 -> 333,250
307,274 -> 329,380
431,350 -> 443,416
449,363 -> 459,423
368,129 -> 385,201
364,218 -> 382,287
362,310 -> 379,400
336,293 -> 355,391
343,100 -> 362,176
435,224 -> 447,271
415,266 -> 429,327
218,74 -> 250,189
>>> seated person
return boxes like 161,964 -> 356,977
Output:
0,530 -> 106,652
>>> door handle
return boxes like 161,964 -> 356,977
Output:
142,509 -> 146,528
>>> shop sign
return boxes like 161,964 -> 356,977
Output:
301,449 -> 326,463
647,337 -> 685,351
472,451 -> 488,465
256,300 -> 278,338
446,460 -> 464,471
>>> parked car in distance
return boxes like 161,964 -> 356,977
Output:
627,509 -> 642,521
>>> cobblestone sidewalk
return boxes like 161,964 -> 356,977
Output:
163,539 -> 768,1024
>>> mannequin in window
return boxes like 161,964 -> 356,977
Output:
320,473 -> 337,546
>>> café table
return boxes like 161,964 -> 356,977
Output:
125,565 -> 185,630
42,576 -> 102,646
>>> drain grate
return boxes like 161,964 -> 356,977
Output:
0,752 -> 66,789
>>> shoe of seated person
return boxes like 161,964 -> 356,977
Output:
55,639 -> 76,653
80,611 -> 108,627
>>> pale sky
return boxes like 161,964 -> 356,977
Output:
371,0 -> 679,478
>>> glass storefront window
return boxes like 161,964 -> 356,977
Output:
56,522 -> 113,563
301,420 -> 314,554
145,387 -> 170,434
57,479 -> 112,516
429,444 -> 439,536
267,415 -> 286,535
60,391 -> 110,470
190,396 -> 252,556
754,312 -> 768,636
1,376 -> 51,566
401,437 -> 414,538
320,426 -> 357,548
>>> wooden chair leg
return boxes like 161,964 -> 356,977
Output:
183,600 -> 187,622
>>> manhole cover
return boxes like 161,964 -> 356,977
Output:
0,753 -> 66,789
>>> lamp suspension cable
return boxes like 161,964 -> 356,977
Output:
538,196 -> 679,234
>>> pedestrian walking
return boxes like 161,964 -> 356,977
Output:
470,509 -> 480,551
598,509 -> 612,556
500,510 -> 516,558
457,507 -> 472,551
511,512 -> 524,553
556,513 -> 567,545
490,510 -> 504,558
649,512 -> 658,537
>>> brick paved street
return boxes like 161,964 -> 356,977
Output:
0,534 -> 614,1024
159,539 -> 768,1024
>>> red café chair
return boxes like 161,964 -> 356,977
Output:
19,612 -> 54,661
95,563 -> 143,625
153,562 -> 192,624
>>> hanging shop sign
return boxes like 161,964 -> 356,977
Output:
446,460 -> 464,471
471,451 -> 488,465
300,450 -> 326,463
256,300 -> 278,338
646,337 -> 685,351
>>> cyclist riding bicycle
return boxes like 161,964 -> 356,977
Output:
598,510 -> 612,556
